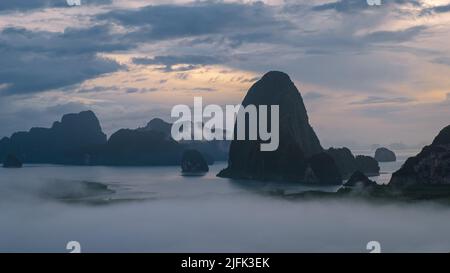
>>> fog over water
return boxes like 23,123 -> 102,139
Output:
1,150 -> 450,253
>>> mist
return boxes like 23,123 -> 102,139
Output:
1,171 -> 450,253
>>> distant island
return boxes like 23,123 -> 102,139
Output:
0,111 -> 228,167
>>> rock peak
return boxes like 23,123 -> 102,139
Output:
432,125 -> 450,145
261,71 -> 292,82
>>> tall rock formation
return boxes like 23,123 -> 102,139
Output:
390,125 -> 450,187
218,71 -> 341,185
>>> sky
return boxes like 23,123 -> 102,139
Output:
0,0 -> 449,148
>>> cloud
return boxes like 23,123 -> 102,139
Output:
133,55 -> 223,72
303,92 -> 325,100
350,96 -> 414,105
312,0 -> 420,13
45,102 -> 88,115
432,57 -> 450,66
363,26 -> 426,43
0,0 -> 111,12
0,26 -> 127,95
194,87 -> 216,92
421,4 -> 450,15
77,86 -> 120,93
98,2 -> 291,41
125,87 -> 158,94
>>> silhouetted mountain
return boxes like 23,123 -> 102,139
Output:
2,154 -> 22,168
181,149 -> 209,174
326,147 -> 357,178
355,155 -> 380,176
0,112 -> 232,166
374,147 -> 396,162
390,125 -> 450,187
138,118 -> 172,136
0,111 -> 106,164
218,71 -> 341,185
344,171 -> 376,187
326,147 -> 380,177
139,118 -> 230,162
90,129 -> 182,166
304,152 -> 342,185
432,125 -> 450,146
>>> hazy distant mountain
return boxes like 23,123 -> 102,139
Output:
326,147 -> 380,178
371,142 -> 420,151
390,125 -> 450,186
138,118 -> 230,162
0,111 -> 106,164
89,128 -> 183,166
0,111 -> 228,166
218,71 -> 341,185
138,118 -> 172,136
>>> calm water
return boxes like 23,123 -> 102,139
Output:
2,149 -> 450,253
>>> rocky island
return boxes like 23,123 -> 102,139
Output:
217,71 -> 342,185
2,154 -> 23,168
181,149 -> 209,175
290,124 -> 450,202
374,147 -> 396,162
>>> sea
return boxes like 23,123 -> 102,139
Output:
1,149 -> 450,253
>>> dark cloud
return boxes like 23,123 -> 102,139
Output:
77,86 -> 120,93
125,87 -> 158,94
98,2 -> 291,41
194,87 -> 216,92
133,55 -> 223,72
312,0 -> 420,13
303,92 -> 325,100
1,25 -> 129,54
421,4 -> 450,15
0,0 -> 111,12
350,96 -> 414,105
363,25 -> 426,43
0,26 -> 128,95
432,57 -> 450,66
239,77 -> 260,83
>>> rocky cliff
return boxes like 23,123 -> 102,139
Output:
390,125 -> 450,187
218,71 -> 341,185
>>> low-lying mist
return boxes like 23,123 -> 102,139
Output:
1,182 -> 450,253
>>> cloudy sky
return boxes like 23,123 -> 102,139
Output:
0,0 -> 449,148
